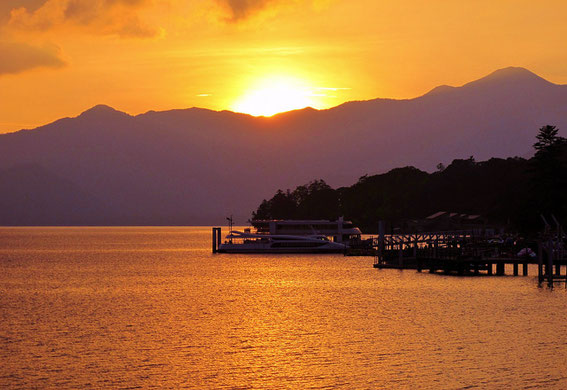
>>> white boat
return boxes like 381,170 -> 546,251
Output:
218,230 -> 347,253
217,217 -> 362,254
250,217 -> 362,244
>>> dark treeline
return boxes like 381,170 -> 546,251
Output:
252,126 -> 567,235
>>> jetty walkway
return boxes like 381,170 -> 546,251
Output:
350,225 -> 566,287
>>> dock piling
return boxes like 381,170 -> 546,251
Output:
538,241 -> 544,284
496,262 -> 505,276
547,240 -> 554,287
212,227 -> 221,253
523,262 -> 528,276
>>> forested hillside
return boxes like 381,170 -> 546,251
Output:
252,126 -> 567,234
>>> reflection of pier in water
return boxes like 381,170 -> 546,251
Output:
364,222 -> 566,287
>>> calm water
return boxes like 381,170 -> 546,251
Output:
1,227 -> 567,389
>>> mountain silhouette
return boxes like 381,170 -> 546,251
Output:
0,67 -> 565,225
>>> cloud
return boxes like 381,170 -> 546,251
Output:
216,0 -> 277,22
214,0 -> 330,23
0,40 -> 66,75
6,0 -> 160,38
0,1 -> 46,21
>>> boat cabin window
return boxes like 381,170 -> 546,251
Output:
271,242 -> 326,248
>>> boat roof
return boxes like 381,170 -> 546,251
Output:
252,219 -> 353,224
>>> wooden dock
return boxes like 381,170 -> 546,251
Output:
365,222 -> 566,287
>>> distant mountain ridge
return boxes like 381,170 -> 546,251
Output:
1,67 -> 566,225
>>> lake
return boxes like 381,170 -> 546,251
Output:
1,227 -> 567,389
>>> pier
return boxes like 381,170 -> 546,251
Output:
366,221 -> 566,287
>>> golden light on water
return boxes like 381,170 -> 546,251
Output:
232,75 -> 319,116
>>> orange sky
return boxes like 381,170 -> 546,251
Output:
1,0 -> 567,133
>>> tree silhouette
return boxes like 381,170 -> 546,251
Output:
529,125 -> 567,222
533,125 -> 565,151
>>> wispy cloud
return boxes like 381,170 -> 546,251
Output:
213,0 -> 329,23
215,0 -> 276,22
6,0 -> 160,38
0,40 -> 66,75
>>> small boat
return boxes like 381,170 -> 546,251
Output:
218,230 -> 347,253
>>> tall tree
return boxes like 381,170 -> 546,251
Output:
529,125 -> 567,225
533,125 -> 564,151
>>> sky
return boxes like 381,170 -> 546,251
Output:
1,0 -> 567,133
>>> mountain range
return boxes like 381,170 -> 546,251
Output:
1,67 -> 566,225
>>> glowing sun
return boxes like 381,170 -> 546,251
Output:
232,76 -> 318,116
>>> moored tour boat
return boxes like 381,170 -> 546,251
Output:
217,217 -> 362,254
